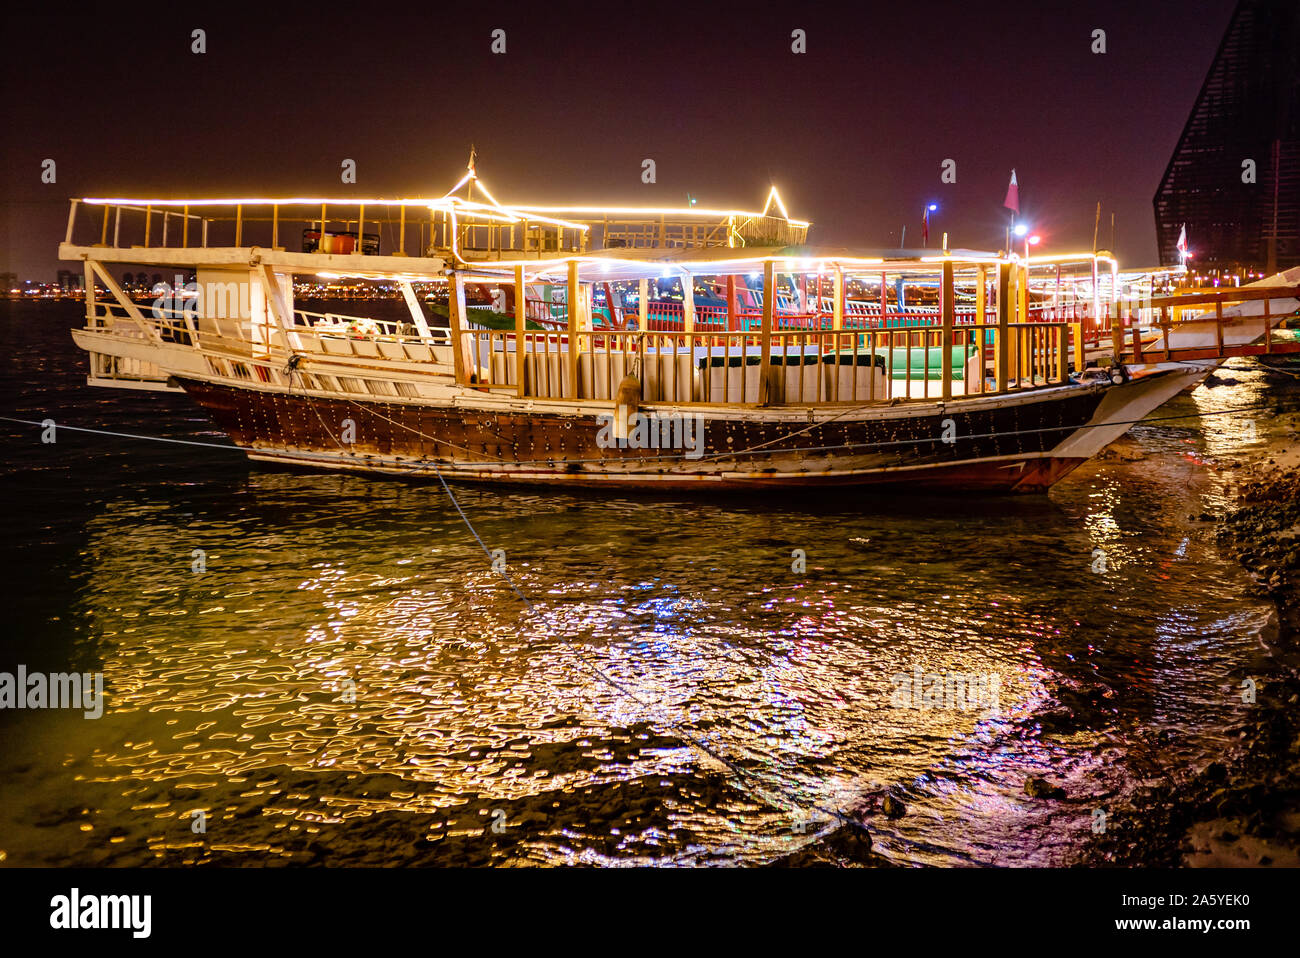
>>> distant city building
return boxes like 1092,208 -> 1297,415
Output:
0,272 -> 17,291
1154,0 -> 1299,274
55,269 -> 82,292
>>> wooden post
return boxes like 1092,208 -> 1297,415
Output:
65,199 -> 79,246
357,204 -> 364,254
84,261 -> 96,324
89,261 -> 161,343
567,259 -> 580,398
1071,322 -> 1085,374
397,280 -> 433,339
399,205 -> 406,255
235,205 -> 242,247
976,264 -> 987,326
182,205 -> 189,248
256,264 -> 294,356
272,205 -> 279,250
941,258 -> 954,402
1111,302 -> 1125,363
638,278 -> 648,328
879,270 -> 888,319
833,267 -> 844,331
113,206 -> 121,247
320,204 -> 327,251
726,275 -> 738,331
1018,260 -> 1029,325
760,260 -> 774,404
996,262 -> 1010,393
681,270 -> 695,333
1090,256 -> 1101,329
1019,262 -> 1030,382
144,205 -> 152,247
448,271 -> 469,385
601,282 -> 619,328
1110,260 -> 1120,328
1005,263 -> 1016,382
100,205 -> 109,245
515,265 -> 527,398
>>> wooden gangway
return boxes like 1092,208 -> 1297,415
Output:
1109,283 -> 1300,364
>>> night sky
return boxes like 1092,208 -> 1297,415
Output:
2,0 -> 1237,278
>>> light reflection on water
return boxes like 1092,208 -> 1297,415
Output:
1,304 -> 1297,866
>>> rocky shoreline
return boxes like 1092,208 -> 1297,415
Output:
1083,443 -> 1300,867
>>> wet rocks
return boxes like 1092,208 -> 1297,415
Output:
1083,452 -> 1300,867
1024,776 -> 1066,800
1215,461 -> 1300,633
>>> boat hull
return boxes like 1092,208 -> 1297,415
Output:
172,363 -> 1206,493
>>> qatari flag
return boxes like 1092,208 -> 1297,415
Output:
1003,169 -> 1020,214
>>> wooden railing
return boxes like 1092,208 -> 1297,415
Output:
454,322 -> 1078,405
1115,283 -> 1300,363
85,299 -> 452,361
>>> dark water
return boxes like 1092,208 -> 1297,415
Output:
1,298 -> 1297,867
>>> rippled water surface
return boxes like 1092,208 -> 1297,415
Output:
2,300 -> 1297,866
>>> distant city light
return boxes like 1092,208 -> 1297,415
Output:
1013,223 -> 1028,237
1028,234 -> 1041,245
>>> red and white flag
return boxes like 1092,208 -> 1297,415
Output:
1176,224 -> 1188,257
1003,169 -> 1020,214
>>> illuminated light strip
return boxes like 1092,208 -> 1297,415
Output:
78,194 -> 588,232
544,252 -> 1017,271
448,200 -> 587,231
81,197 -> 451,207
315,271 -> 446,282
440,170 -> 475,198
449,197 -> 589,230
458,253 -> 896,273
445,203 -> 522,225
467,177 -> 507,212
761,185 -> 794,222
516,203 -> 811,229
440,166 -> 592,233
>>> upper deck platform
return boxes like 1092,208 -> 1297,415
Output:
57,166 -> 812,274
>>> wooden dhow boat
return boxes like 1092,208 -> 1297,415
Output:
57,165 -> 1300,493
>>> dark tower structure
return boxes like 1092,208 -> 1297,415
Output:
1153,0 -> 1299,274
